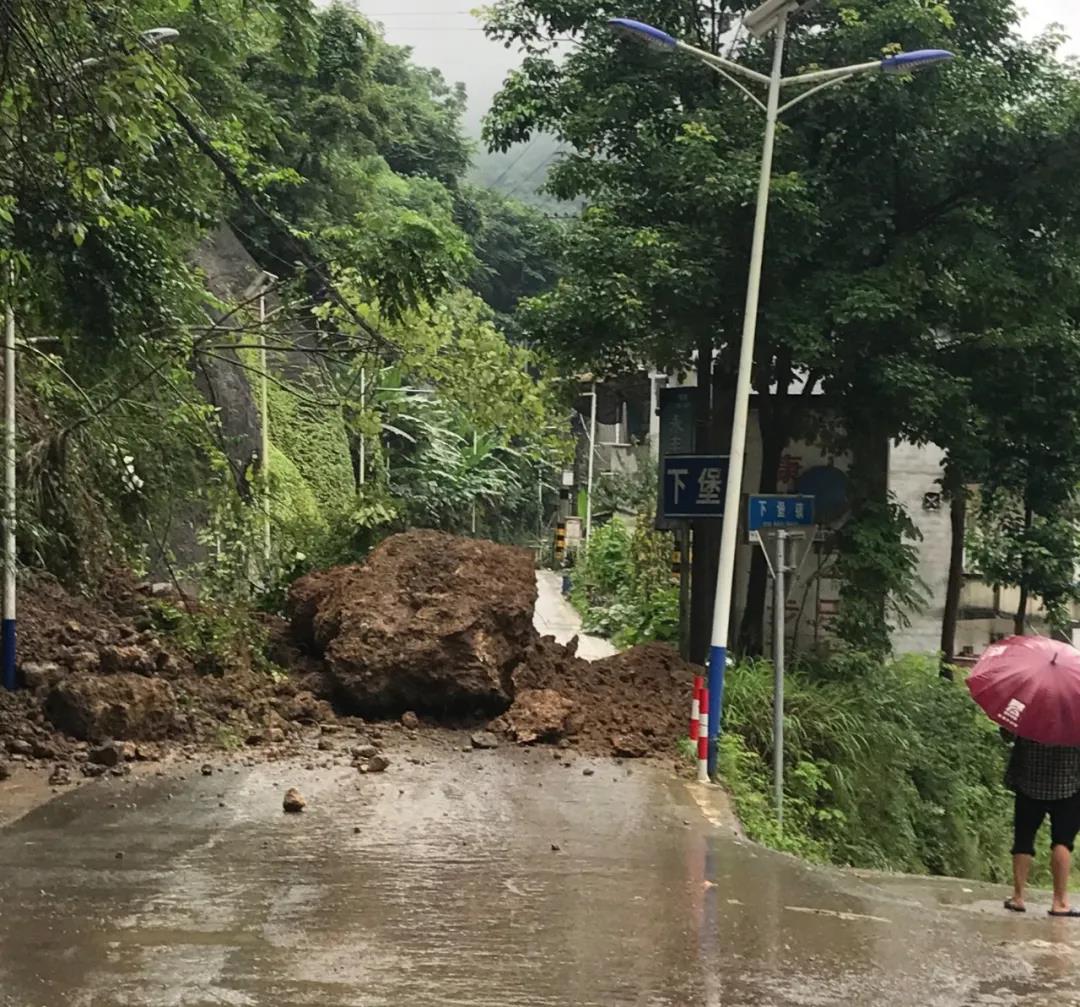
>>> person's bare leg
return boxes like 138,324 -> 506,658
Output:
1051,845 -> 1071,913
1011,853 -> 1033,909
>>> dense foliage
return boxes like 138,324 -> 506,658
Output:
1,0 -> 566,599
719,655 -> 1016,882
570,518 -> 678,647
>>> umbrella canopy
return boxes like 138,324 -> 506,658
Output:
967,636 -> 1080,746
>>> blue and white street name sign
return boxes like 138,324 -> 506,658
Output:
662,455 -> 729,519
747,494 -> 815,532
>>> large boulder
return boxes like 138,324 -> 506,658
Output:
501,688 -> 576,744
45,673 -> 177,742
287,531 -> 537,716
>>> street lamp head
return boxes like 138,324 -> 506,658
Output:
880,49 -> 954,74
743,0 -> 801,39
606,18 -> 678,51
138,28 -> 180,49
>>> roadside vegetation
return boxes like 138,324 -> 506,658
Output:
719,655 -> 1018,883
562,469 -> 677,646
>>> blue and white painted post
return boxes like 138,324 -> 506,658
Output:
705,11 -> 788,779
3,267 -> 15,691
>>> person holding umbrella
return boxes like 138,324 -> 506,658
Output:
1001,731 -> 1080,914
968,636 -> 1080,916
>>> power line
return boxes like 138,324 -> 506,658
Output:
506,147 -> 565,199
487,137 -> 540,190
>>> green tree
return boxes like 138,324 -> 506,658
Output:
0,0 -> 561,594
952,325 -> 1080,636
483,0 -> 1080,657
317,286 -> 571,541
456,185 -> 562,324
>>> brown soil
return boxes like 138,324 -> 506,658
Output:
500,637 -> 696,759
3,571 -> 333,778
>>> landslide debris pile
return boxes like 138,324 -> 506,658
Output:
288,530 -> 695,758
2,531 -> 696,777
496,637 -> 696,758
288,530 -> 537,717
1,572 -> 329,774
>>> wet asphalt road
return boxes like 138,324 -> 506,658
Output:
2,741 -> 1080,1007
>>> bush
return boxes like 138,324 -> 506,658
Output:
570,518 -> 678,647
152,601 -> 281,680
719,653 -> 1016,882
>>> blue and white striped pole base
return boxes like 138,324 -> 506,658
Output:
706,644 -> 727,779
2,618 -> 15,690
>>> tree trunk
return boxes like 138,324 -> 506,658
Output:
1014,585 -> 1029,636
737,425 -> 782,657
1014,504 -> 1034,635
737,351 -> 791,656
939,487 -> 966,676
836,422 -> 891,651
690,339 -> 716,664
848,427 -> 890,512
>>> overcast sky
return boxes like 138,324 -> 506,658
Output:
337,1 -> 1079,138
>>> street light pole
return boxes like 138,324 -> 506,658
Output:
1,27 -> 180,691
608,9 -> 953,776
706,12 -> 788,777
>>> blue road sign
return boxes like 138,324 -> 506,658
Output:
662,455 -> 729,519
747,494 -> 815,532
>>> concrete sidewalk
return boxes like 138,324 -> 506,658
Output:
533,569 -> 618,661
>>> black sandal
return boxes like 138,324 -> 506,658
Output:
1004,898 -> 1026,913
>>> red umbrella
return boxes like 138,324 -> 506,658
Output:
967,636 -> 1080,746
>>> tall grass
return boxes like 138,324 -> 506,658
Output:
719,654 -> 1017,882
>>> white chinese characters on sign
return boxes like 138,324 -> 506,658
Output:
668,468 -> 689,505
697,467 -> 724,505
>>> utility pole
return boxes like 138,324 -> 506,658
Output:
358,367 -> 366,486
471,431 -> 478,535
